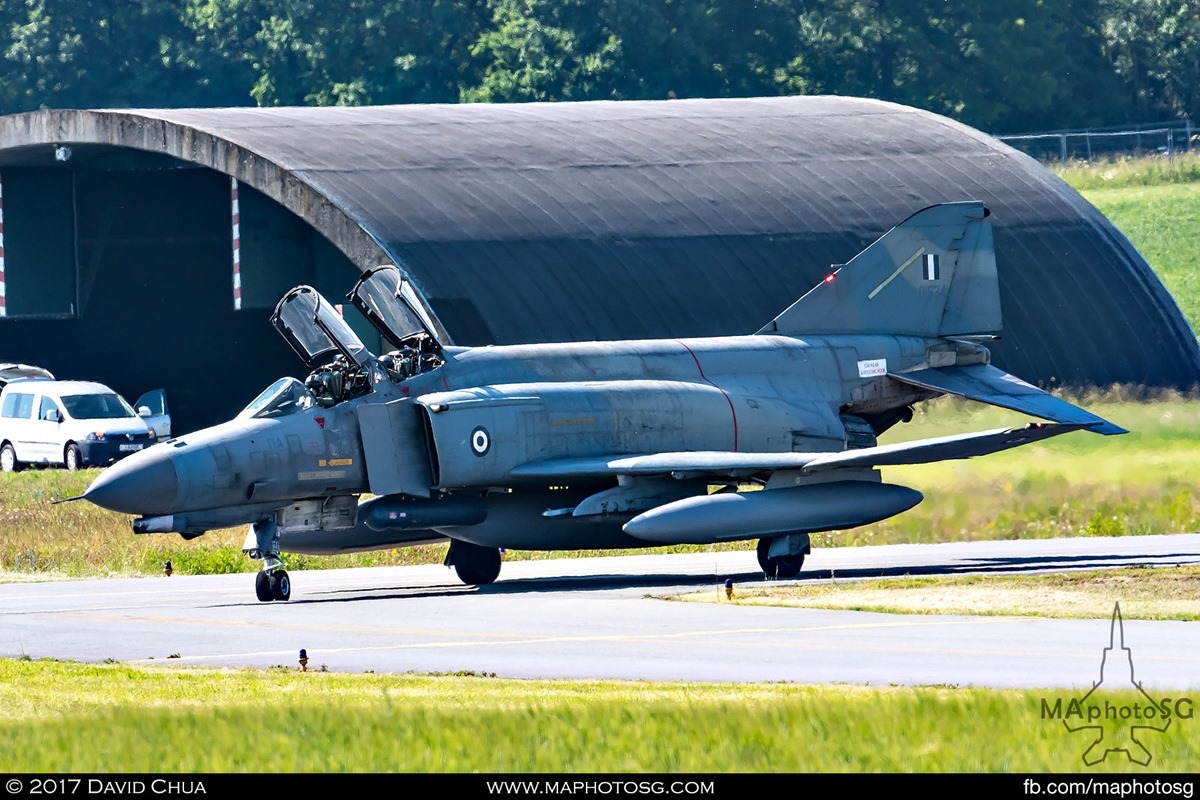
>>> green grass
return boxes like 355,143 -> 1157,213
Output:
1079,183 -> 1200,334
676,565 -> 1200,621
1,658 -> 1195,772
1052,153 -> 1200,334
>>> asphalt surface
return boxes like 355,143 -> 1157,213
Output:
3,534 -> 1199,689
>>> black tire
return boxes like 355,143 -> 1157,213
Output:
255,571 -> 274,602
756,538 -> 805,579
0,443 -> 21,473
270,570 -> 291,601
773,553 -> 805,579
756,538 -> 773,574
451,542 -> 502,586
64,443 -> 82,471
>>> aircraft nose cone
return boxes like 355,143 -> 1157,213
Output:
84,448 -> 179,516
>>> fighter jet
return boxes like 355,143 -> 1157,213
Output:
82,201 -> 1124,601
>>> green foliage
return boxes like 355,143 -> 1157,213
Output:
1100,0 -> 1200,122
798,0 -> 1123,130
182,0 -> 489,106
0,0 -> 1194,130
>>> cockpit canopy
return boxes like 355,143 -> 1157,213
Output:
238,377 -> 311,420
271,286 -> 372,369
349,265 -> 442,349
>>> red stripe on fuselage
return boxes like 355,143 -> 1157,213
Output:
675,340 -> 738,452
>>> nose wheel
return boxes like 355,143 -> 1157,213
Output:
254,568 -> 291,602
245,519 -> 291,602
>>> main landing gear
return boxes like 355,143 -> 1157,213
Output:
757,534 -> 811,580
245,519 -> 291,602
446,540 -> 503,586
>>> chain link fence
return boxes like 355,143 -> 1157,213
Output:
996,119 -> 1194,161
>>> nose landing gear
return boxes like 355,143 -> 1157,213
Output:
246,519 -> 292,602
253,563 -> 292,602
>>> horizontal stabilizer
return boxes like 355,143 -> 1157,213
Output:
509,422 -> 1087,480
889,364 -> 1126,435
799,422 -> 1088,471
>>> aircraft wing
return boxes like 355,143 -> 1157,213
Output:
509,422 -> 1087,480
889,364 -> 1127,435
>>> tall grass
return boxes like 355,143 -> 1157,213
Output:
1054,152 -> 1200,190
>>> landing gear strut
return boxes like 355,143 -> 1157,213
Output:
446,540 -> 503,586
245,519 -> 291,602
757,534 -> 811,580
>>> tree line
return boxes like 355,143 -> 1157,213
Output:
0,0 -> 1195,133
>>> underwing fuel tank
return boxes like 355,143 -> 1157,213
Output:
622,481 -> 923,545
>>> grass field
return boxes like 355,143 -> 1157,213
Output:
1059,154 -> 1200,333
676,565 -> 1200,620
1,658 -> 1194,772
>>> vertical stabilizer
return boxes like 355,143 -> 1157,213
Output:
758,201 -> 1001,338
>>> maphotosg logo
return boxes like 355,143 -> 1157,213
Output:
1040,603 -> 1193,766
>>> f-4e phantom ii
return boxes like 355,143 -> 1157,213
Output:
83,201 -> 1124,601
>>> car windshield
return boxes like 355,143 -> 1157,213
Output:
61,393 -> 136,420
238,377 -> 311,420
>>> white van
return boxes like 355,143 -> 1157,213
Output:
0,381 -> 169,471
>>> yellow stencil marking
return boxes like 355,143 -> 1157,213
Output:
868,247 -> 925,300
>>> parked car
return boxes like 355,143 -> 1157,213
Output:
0,380 -> 170,471
0,363 -> 54,390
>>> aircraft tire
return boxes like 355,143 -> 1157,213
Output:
255,571 -> 274,602
452,542 -> 502,586
772,554 -> 805,579
270,570 -> 292,601
756,538 -> 805,579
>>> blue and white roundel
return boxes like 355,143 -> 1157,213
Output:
470,426 -> 490,456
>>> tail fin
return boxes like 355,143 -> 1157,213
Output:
758,201 -> 1001,338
